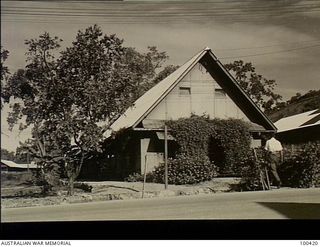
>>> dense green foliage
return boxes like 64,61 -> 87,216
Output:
1,46 -> 10,108
166,115 -> 252,175
152,65 -> 179,85
0,46 -> 9,76
1,25 -> 174,195
151,154 -> 218,185
33,162 -> 61,194
126,115 -> 252,185
1,148 -> 31,163
1,148 -> 16,161
124,172 -> 145,182
225,60 -> 282,113
279,142 -> 320,188
240,142 -> 320,191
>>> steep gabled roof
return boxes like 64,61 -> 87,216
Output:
104,47 -> 276,138
275,109 -> 320,133
103,48 -> 207,137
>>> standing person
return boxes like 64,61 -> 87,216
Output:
264,132 -> 283,188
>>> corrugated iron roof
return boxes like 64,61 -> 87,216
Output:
104,47 -> 276,138
275,109 -> 320,133
103,48 -> 206,138
1,159 -> 38,169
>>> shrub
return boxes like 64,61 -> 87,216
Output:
167,115 -> 251,176
150,154 -> 218,185
124,173 -> 144,182
33,161 -> 61,194
278,141 -> 320,188
239,142 -> 320,190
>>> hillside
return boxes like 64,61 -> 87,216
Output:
268,90 -> 320,122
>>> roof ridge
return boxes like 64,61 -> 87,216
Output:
104,46 -> 276,138
126,47 -> 207,108
104,47 -> 209,137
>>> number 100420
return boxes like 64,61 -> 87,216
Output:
300,241 -> 318,246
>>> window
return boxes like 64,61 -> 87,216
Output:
215,88 -> 226,98
179,87 -> 191,95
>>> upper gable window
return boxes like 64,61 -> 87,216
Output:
215,88 -> 226,99
179,87 -> 191,96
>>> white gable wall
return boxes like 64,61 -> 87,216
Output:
145,62 -> 250,122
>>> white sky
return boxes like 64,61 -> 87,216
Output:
1,0 -> 320,151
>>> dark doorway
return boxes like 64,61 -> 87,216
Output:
208,137 -> 225,173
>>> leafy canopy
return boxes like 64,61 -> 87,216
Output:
1,46 -> 9,82
1,25 -> 174,194
225,60 -> 282,113
1,46 -> 10,108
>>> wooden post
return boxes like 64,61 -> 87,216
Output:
27,152 -> 30,172
142,155 -> 148,198
260,170 -> 266,191
164,125 -> 168,190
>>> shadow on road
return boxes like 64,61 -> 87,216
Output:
257,202 -> 320,219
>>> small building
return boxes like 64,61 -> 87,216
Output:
275,109 -> 320,144
83,47 -> 277,180
1,159 -> 38,173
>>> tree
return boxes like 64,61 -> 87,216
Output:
152,65 -> 179,84
1,47 -> 10,108
2,25 -> 173,195
1,46 -> 9,82
267,89 -> 320,121
2,33 -> 64,193
224,60 -> 282,113
0,147 -> 30,164
1,148 -> 15,161
122,46 -> 171,98
15,145 -> 32,163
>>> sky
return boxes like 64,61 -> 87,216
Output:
1,0 -> 320,152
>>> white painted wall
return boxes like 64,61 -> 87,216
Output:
145,62 -> 250,122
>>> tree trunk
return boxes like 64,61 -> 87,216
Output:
66,153 -> 85,196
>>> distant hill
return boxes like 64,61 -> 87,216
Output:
268,90 -> 320,122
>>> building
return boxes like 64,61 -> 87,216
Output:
82,47 -> 277,180
275,109 -> 320,144
1,159 -> 38,172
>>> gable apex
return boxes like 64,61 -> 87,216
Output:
103,48 -> 208,137
104,47 -> 276,138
